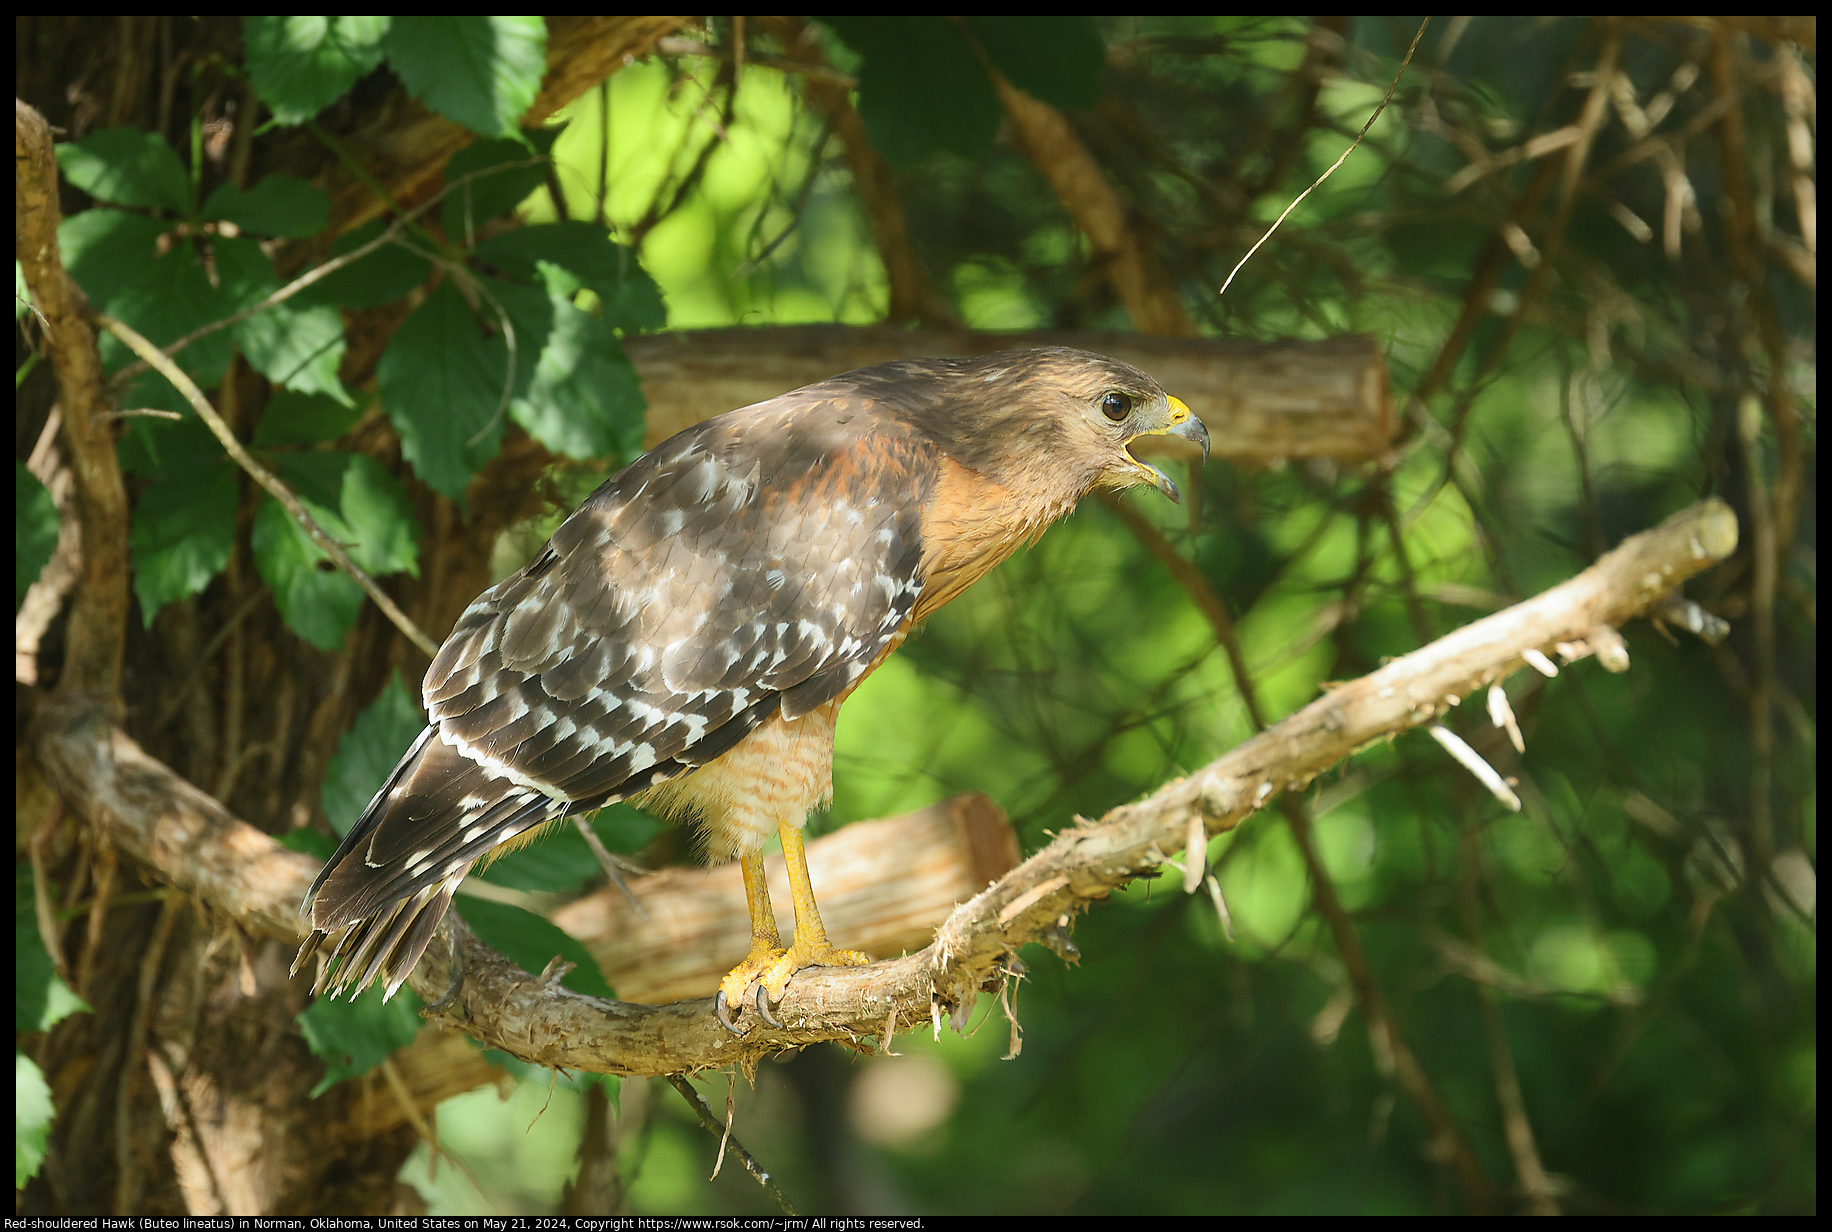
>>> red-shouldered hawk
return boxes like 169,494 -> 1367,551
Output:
293,347 -> 1207,1030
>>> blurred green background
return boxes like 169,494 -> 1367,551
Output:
396,16 -> 1813,1216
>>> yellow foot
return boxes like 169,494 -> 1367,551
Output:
717,936 -> 868,1031
717,937 -> 788,1033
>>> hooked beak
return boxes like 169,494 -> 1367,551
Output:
1125,396 -> 1210,503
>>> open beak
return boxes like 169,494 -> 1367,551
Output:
1125,396 -> 1210,503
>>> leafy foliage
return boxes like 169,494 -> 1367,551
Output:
47,29 -> 655,630
16,868 -> 90,1187
297,984 -> 426,1097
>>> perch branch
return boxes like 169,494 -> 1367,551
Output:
32,500 -> 1736,1081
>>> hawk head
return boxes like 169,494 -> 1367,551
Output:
854,346 -> 1210,505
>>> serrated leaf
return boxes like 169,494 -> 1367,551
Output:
440,133 -> 559,244
17,463 -> 59,607
130,460 -> 237,626
454,897 -> 613,1001
17,1051 -> 55,1188
472,221 -> 667,334
384,16 -> 548,141
251,498 -> 363,651
244,16 -> 391,126
202,174 -> 331,238
56,211 -> 167,309
376,282 -> 515,502
822,17 -> 1000,164
298,983 -> 423,1096
98,247 -> 237,387
964,17 -> 1105,110
270,451 -> 419,577
253,390 -> 364,447
510,290 -> 646,462
321,674 -> 425,836
297,219 -> 432,310
237,298 -> 351,402
210,233 -> 283,305
55,128 -> 191,213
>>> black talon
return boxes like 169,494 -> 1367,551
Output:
715,988 -> 744,1034
754,982 -> 784,1029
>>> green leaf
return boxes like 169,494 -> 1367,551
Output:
210,232 -> 282,304
236,298 -> 350,402
472,221 -> 667,333
251,450 -> 420,653
440,133 -> 559,244
297,983 -> 423,1096
376,282 -> 514,502
476,806 -> 659,893
278,827 -> 338,862
116,414 -> 222,477
17,463 -> 59,607
55,128 -> 191,212
244,16 -> 391,126
590,804 -> 667,854
964,17 -> 1106,110
384,16 -> 548,141
251,497 -> 363,651
297,219 -> 432,310
269,451 -> 419,577
98,246 -> 237,387
821,17 -> 1001,164
321,674 -> 425,836
17,1051 -> 55,1188
129,460 -> 237,626
455,897 -> 613,1001
510,287 -> 647,462
56,211 -> 166,309
253,390 -> 364,447
17,866 -> 91,1036
201,174 -> 331,238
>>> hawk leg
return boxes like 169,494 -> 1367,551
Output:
715,823 -> 867,1031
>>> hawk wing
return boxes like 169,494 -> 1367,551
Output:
299,385 -> 935,993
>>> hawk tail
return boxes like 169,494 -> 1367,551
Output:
292,727 -> 569,1000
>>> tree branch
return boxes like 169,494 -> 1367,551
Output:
33,500 -> 1736,1081
990,73 -> 1196,336
627,325 -> 1392,459
16,100 -> 130,697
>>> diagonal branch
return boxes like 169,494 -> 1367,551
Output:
33,499 -> 1736,1085
94,313 -> 440,659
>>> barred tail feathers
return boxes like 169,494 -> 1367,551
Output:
293,727 -> 569,1000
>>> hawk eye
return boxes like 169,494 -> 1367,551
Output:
1101,391 -> 1133,422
